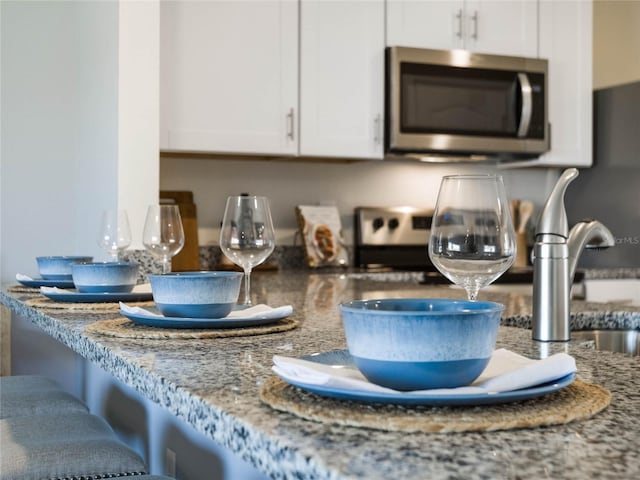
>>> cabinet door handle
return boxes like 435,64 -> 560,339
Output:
374,114 -> 382,145
471,11 -> 478,40
455,9 -> 463,39
286,108 -> 295,141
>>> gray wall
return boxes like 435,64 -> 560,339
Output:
566,81 -> 640,268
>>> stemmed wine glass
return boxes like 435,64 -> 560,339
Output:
428,174 -> 516,300
220,195 -> 275,306
97,209 -> 132,261
143,204 -> 185,274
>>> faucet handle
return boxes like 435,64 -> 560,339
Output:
535,168 -> 579,241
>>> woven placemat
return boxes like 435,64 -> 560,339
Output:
259,376 -> 611,433
25,297 -> 155,312
85,316 -> 300,339
6,285 -> 41,294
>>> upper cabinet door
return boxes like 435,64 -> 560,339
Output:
160,1 -> 298,155
464,0 -> 538,57
386,0 -> 464,50
386,0 -> 537,58
534,0 -> 592,167
299,0 -> 385,159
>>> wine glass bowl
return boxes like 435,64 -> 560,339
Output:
143,204 -> 185,274
97,209 -> 132,261
428,175 -> 516,300
220,196 -> 275,306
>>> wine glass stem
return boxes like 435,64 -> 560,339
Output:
466,287 -> 479,301
243,267 -> 253,306
162,259 -> 171,274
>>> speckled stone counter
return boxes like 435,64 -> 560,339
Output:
2,272 -> 640,480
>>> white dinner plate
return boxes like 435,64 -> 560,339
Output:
17,276 -> 75,289
119,305 -> 292,329
40,285 -> 153,303
275,350 -> 576,406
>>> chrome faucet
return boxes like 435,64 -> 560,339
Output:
532,168 -> 615,341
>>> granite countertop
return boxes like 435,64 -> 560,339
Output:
2,271 -> 640,479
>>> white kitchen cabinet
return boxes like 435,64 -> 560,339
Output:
160,0 -> 298,155
533,0 -> 593,167
386,0 -> 538,58
299,0 -> 385,159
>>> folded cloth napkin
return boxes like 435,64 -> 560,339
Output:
272,349 -> 577,395
41,284 -> 153,295
119,302 -> 293,319
16,273 -> 36,281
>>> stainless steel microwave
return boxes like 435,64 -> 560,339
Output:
385,47 -> 550,162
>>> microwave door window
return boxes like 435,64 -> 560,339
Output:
400,65 -> 519,137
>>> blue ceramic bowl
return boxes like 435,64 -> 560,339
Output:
338,298 -> 504,391
71,262 -> 139,293
149,271 -> 243,318
36,256 -> 93,280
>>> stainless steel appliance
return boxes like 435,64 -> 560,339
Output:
354,206 -> 536,284
354,206 -> 434,270
386,47 -> 549,162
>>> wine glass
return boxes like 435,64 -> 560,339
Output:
220,195 -> 275,306
143,204 -> 185,274
97,209 -> 132,261
428,174 -> 516,300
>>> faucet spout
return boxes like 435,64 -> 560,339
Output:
567,220 -> 615,281
535,168 -> 578,243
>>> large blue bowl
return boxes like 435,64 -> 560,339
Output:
338,298 -> 504,391
149,271 -> 243,318
36,256 -> 93,280
71,261 -> 139,293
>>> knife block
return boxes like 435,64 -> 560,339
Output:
514,232 -> 529,267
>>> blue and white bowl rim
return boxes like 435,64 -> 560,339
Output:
149,271 -> 243,279
73,261 -> 138,267
339,298 -> 505,315
37,255 -> 93,261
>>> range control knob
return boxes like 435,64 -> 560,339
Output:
388,217 -> 400,230
372,217 -> 384,231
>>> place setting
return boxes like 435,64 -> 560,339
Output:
87,196 -> 297,339
13,209 -> 133,294
18,209 -> 147,309
12,256 -> 94,293
107,270 -> 297,338
25,260 -> 154,311
261,297 -> 610,434
260,175 -> 611,433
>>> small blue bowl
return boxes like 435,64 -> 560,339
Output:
36,256 -> 93,280
71,261 -> 139,293
149,271 -> 243,318
338,298 -> 504,391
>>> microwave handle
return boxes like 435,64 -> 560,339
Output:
517,73 -> 533,137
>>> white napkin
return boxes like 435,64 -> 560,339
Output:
272,349 -> 576,395
41,284 -> 153,295
40,286 -> 73,294
119,302 -> 293,319
16,273 -> 35,281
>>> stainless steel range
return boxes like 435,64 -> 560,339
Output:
354,206 -> 536,284
354,206 -> 434,270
